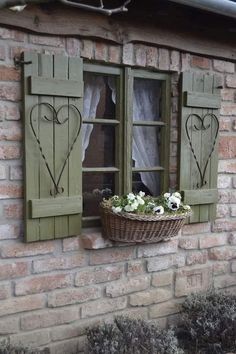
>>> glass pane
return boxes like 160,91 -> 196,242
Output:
83,124 -> 115,167
133,78 -> 162,121
132,171 -> 161,197
83,72 -> 116,120
83,172 -> 115,217
132,126 -> 161,168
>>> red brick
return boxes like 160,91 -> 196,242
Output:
62,236 -> 80,252
220,103 -> 236,116
81,233 -> 112,249
10,165 -> 23,180
181,53 -> 191,71
221,89 -> 235,101
182,222 -> 211,235
175,266 -> 212,297
213,60 -> 234,73
199,234 -> 228,249
10,329 -> 50,348
0,45 -> 6,61
216,204 -> 229,218
226,75 -> 236,88
33,254 -> 86,273
0,283 -> 11,300
1,240 -> 55,258
21,307 -> 79,331
178,237 -> 198,249
127,260 -> 144,277
191,56 -> 211,70
50,319 -> 93,341
135,44 -> 146,67
106,275 -> 149,298
218,190 -> 230,203
15,273 -> 72,296
231,205 -> 236,217
0,224 -> 19,240
219,117 -> 232,131
0,28 -> 25,42
89,247 -> 135,265
81,39 -> 94,59
0,145 -> 21,159
29,34 -> 64,47
0,261 -> 29,281
147,254 -> 185,272
0,122 -> 22,141
232,261 -> 236,272
0,84 -> 21,101
229,233 -> 236,245
0,66 -> 20,81
94,42 -> 107,62
0,294 -> 45,317
149,301 -> 181,318
48,338 -> 82,354
137,239 -> 178,258
219,136 -> 236,159
0,164 -> 7,179
212,219 -> 236,232
146,47 -> 158,68
186,251 -> 207,266
0,184 -> 22,199
214,274 -> 236,288
218,175 -> 232,189
170,50 -> 180,71
152,270 -> 173,287
158,48 -> 170,70
48,286 -> 101,307
108,45 -> 121,64
213,262 -> 228,275
75,264 -> 123,287
4,202 -> 23,219
208,247 -> 236,260
130,288 -> 171,306
0,103 -> 20,120
122,43 -> 134,65
0,317 -> 19,334
81,297 -> 127,318
66,38 -> 81,57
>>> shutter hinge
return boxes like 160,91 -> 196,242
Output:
14,56 -> 32,68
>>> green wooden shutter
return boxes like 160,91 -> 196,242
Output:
179,71 -> 220,223
23,52 -> 83,242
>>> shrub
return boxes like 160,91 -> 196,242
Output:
0,342 -> 49,354
179,290 -> 236,354
87,316 -> 184,354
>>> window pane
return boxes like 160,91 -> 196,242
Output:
83,172 -> 115,217
83,124 -> 116,167
132,126 -> 161,168
133,78 -> 162,121
132,171 -> 161,197
83,72 -> 116,120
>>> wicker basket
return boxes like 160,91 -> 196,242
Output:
100,205 -> 191,243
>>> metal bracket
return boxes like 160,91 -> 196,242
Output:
14,56 -> 32,68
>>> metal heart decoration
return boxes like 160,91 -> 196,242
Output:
30,102 -> 82,196
185,113 -> 219,188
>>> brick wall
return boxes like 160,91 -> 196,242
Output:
0,27 -> 235,353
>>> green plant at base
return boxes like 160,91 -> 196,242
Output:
87,316 -> 184,354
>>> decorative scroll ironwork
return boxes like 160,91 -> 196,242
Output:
30,102 -> 82,196
185,113 -> 219,188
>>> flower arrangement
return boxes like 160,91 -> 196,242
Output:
101,191 -> 191,216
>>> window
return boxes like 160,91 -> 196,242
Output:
82,64 -> 171,227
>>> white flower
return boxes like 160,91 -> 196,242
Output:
167,195 -> 180,211
127,193 -> 135,201
183,205 -> 191,210
139,191 -> 145,197
153,205 -> 164,214
173,192 -> 181,200
131,201 -> 139,210
164,193 -> 171,199
112,206 -> 122,213
112,195 -> 119,201
136,195 -> 145,205
147,202 -> 155,208
124,204 -> 134,212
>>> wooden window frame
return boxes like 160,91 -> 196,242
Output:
82,63 -> 171,228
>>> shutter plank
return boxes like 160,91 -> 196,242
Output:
24,52 -> 40,242
38,54 -> 55,240
31,196 -> 82,218
54,55 -> 69,238
184,91 -> 220,108
68,57 -> 83,236
30,76 -> 82,97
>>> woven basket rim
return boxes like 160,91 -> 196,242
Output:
100,204 -> 192,222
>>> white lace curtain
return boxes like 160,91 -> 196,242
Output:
82,74 -> 161,195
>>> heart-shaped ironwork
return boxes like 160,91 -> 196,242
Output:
185,113 -> 219,188
30,102 -> 82,196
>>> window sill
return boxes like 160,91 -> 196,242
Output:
81,228 -> 134,250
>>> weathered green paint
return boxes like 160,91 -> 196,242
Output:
179,71 -> 220,224
31,196 -> 82,218
184,91 -> 221,108
30,76 -> 82,97
23,52 -> 83,242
